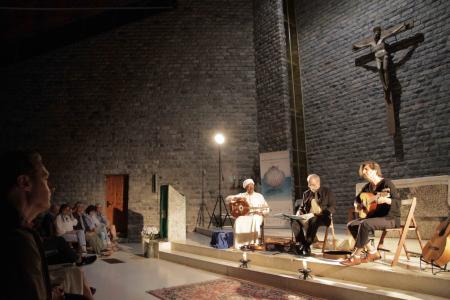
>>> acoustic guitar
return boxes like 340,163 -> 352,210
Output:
422,216 -> 450,267
355,191 -> 389,218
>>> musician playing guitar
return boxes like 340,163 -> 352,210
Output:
229,178 -> 269,250
291,174 -> 336,256
342,161 -> 400,266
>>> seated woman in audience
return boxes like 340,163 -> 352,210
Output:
73,202 -> 112,256
95,202 -> 118,242
55,203 -> 88,255
83,205 -> 112,256
86,204 -> 111,249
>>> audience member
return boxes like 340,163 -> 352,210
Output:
95,203 -> 118,242
86,205 -> 110,249
78,204 -> 112,256
55,203 -> 88,255
1,150 -> 91,299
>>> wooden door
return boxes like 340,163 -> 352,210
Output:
106,175 -> 128,237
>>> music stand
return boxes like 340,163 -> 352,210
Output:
208,133 -> 233,228
273,213 -> 301,245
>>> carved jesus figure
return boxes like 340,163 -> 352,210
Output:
352,23 -> 410,103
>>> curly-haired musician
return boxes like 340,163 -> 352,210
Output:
342,161 -> 400,266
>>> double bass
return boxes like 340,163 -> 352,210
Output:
422,216 -> 450,267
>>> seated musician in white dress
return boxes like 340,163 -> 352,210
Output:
228,178 -> 270,249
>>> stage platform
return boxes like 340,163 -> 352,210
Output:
156,225 -> 450,300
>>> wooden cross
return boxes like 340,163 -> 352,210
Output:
352,20 -> 416,136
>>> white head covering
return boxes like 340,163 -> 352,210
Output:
243,178 -> 255,189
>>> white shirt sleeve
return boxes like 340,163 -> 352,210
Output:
55,215 -> 65,236
248,193 -> 270,215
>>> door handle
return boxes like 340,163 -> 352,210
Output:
106,201 -> 112,207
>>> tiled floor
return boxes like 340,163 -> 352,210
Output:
83,243 -> 224,300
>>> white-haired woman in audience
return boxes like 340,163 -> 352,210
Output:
84,205 -> 113,255
85,205 -> 111,249
95,202 -> 118,242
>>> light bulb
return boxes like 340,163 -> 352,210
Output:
214,133 -> 225,145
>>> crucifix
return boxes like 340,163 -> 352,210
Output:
352,20 -> 416,136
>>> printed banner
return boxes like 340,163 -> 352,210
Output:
260,150 -> 292,228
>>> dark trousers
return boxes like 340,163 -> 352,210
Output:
42,236 -> 78,265
291,214 -> 331,247
347,217 -> 396,248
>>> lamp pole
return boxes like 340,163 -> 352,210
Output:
208,133 -> 232,229
218,143 -> 222,227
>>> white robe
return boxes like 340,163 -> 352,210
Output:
231,192 -> 269,249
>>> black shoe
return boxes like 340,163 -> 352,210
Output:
76,255 -> 97,266
292,245 -> 304,256
302,245 -> 311,257
89,287 -> 96,295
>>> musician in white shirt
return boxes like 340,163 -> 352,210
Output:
229,178 -> 269,249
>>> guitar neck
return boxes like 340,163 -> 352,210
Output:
249,206 -> 269,211
439,216 -> 450,236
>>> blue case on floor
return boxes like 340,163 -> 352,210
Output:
210,230 -> 234,249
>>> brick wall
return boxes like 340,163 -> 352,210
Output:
295,0 -> 450,222
0,0 -> 258,240
254,0 -> 291,154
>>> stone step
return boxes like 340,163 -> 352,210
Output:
158,241 -> 450,300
